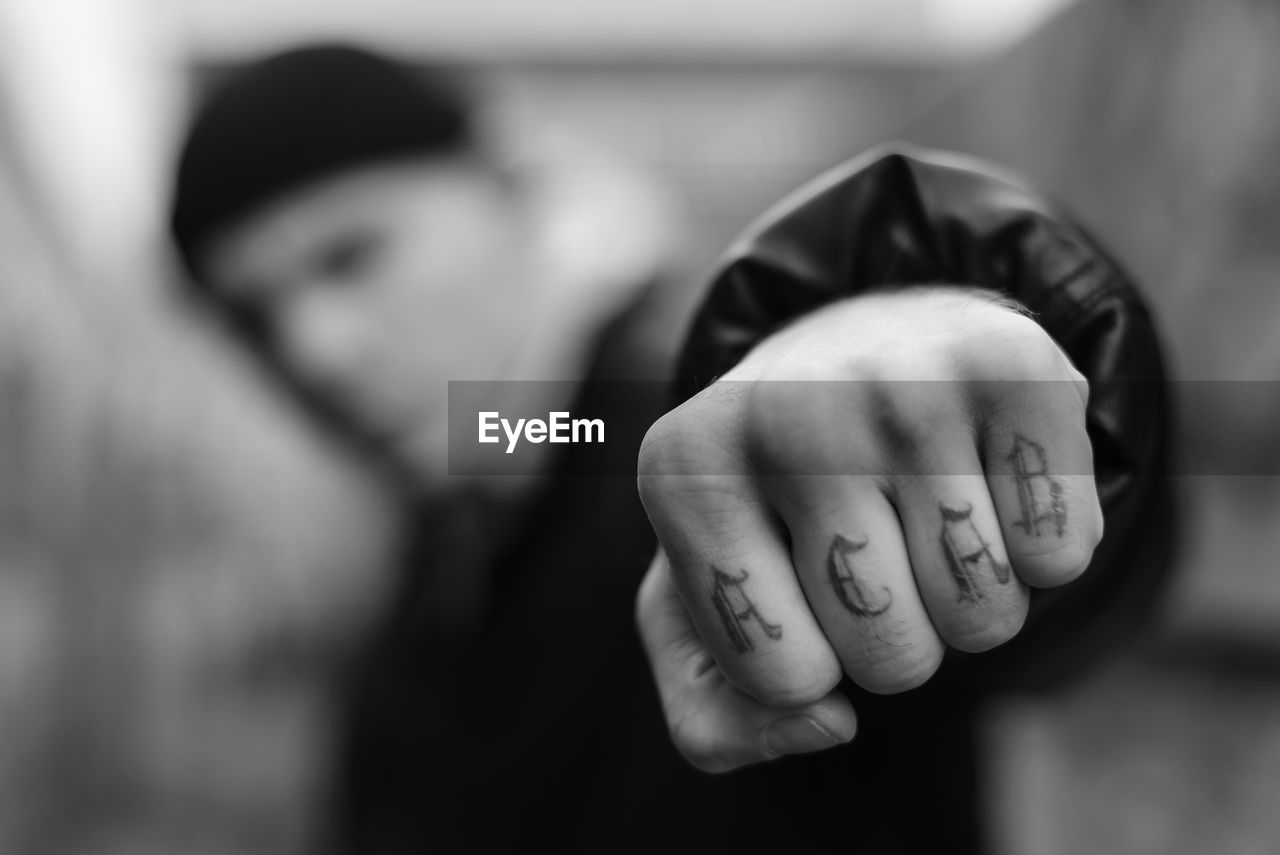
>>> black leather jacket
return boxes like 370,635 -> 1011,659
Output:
677,144 -> 1175,692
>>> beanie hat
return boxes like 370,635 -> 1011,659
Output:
170,44 -> 472,281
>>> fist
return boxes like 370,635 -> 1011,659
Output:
635,288 -> 1102,772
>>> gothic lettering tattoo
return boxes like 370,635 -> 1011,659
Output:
827,534 -> 892,617
1008,434 -> 1067,537
940,503 -> 1011,602
710,566 -> 783,654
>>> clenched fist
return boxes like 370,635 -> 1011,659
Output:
635,288 -> 1102,772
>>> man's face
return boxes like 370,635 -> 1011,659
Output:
201,157 -> 534,483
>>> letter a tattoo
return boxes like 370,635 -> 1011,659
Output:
827,534 -> 891,617
940,504 -> 1011,602
1008,434 -> 1067,537
710,566 -> 782,654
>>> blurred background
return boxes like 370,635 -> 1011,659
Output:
1,0 -> 1278,852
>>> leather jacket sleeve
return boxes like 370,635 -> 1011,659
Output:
675,143 -> 1175,693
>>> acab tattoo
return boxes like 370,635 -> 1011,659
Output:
827,534 -> 892,617
710,566 -> 782,654
940,504 -> 1011,602
1008,433 -> 1067,537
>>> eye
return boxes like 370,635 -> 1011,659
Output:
312,230 -> 385,283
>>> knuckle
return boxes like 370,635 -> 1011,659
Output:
986,304 -> 1048,342
638,397 -> 744,484
861,378 -> 951,464
1016,552 -> 1088,589
746,375 -> 897,476
637,409 -> 695,479
637,413 -> 732,514
744,377 -> 844,471
849,640 -> 945,695
1033,532 -> 1098,587
1011,495 -> 1104,588
636,468 -> 744,535
739,657 -> 841,710
1014,529 -> 1089,579
963,313 -> 1068,382
832,353 -> 890,386
945,602 -> 1027,653
1009,327 -> 1070,380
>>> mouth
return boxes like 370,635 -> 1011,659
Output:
296,375 -> 445,466
357,407 -> 420,449
310,386 -> 419,451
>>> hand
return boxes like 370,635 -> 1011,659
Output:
635,288 -> 1102,772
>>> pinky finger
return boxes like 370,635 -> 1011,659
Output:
635,549 -> 858,773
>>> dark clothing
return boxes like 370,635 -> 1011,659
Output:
333,146 -> 1174,853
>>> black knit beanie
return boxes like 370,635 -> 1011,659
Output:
170,44 -> 473,281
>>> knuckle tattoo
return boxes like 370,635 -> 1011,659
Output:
939,503 -> 1011,603
709,566 -> 782,654
1008,433 -> 1068,538
827,534 -> 892,618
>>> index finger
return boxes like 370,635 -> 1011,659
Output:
637,407 -> 843,710
636,549 -> 857,773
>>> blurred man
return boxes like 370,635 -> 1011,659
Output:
170,45 -> 1172,852
170,46 -> 686,851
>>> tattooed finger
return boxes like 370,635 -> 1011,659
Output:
637,550 -> 858,773
1007,434 -> 1067,537
982,404 -> 1104,590
638,437 -> 843,707
710,566 -> 783,654
828,534 -> 891,617
894,466 -> 1030,654
761,473 -> 945,694
939,502 -> 1012,602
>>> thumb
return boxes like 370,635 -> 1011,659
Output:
636,549 -> 857,773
